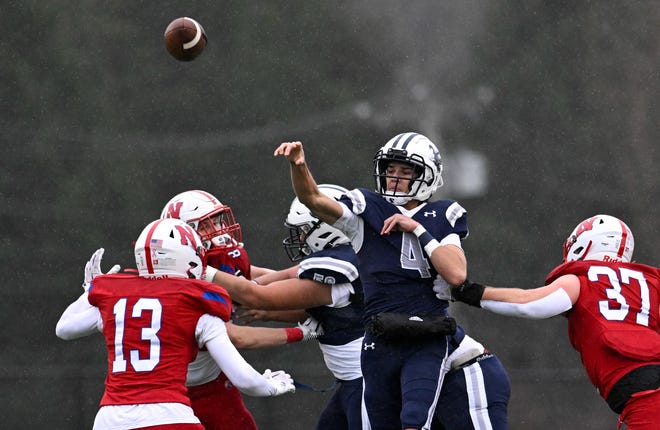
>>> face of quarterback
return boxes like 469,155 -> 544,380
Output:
385,161 -> 416,193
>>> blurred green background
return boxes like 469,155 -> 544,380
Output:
3,1 -> 659,428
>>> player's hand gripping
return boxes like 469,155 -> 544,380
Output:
298,316 -> 325,341
263,369 -> 296,396
83,248 -> 121,291
274,141 -> 306,166
451,279 -> 485,307
381,213 -> 420,235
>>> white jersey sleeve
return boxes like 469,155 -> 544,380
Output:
481,288 -> 573,319
196,315 -> 276,396
55,292 -> 102,340
333,201 -> 364,252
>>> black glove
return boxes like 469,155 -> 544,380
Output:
451,279 -> 485,307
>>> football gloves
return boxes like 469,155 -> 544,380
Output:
83,248 -> 121,291
263,369 -> 296,396
451,279 -> 485,308
298,316 -> 324,341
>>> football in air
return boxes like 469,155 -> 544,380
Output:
164,17 -> 207,61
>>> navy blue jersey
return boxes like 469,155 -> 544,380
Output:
338,188 -> 468,318
298,244 -> 365,346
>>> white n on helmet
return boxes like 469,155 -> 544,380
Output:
283,184 -> 351,261
160,190 -> 241,249
562,214 -> 634,263
373,132 -> 443,205
135,218 -> 207,279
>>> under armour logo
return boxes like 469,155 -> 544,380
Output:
424,210 -> 437,218
363,342 -> 376,350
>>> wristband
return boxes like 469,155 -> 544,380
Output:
412,225 -> 441,256
203,266 -> 218,283
285,327 -> 304,343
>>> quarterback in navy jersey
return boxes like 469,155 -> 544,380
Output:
276,133 -> 473,430
337,188 -> 467,319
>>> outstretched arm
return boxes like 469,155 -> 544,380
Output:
452,275 -> 580,319
226,317 -> 320,349
254,265 -> 299,285
199,315 -> 295,397
206,266 -> 332,310
235,309 -> 309,325
274,141 -> 343,224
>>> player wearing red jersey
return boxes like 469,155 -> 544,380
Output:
56,219 -> 296,430
452,214 -> 660,429
160,190 -> 318,429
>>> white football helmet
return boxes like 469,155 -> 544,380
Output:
283,184 -> 351,261
135,218 -> 207,279
373,132 -> 443,205
562,214 -> 634,263
160,190 -> 241,249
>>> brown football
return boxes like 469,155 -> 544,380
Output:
164,17 -> 207,61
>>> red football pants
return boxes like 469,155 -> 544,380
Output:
187,373 -> 258,430
619,388 -> 660,430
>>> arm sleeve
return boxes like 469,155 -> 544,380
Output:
197,314 -> 276,397
329,282 -> 355,308
332,202 -> 364,252
55,292 -> 102,340
439,233 -> 462,247
480,288 -> 573,319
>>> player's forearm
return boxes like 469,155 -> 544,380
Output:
430,245 -> 467,286
250,265 -> 276,279
481,288 -> 574,319
289,162 -> 342,224
254,265 -> 298,285
227,324 -> 289,349
205,334 -> 278,396
208,268 -> 263,308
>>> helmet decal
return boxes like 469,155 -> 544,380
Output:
164,201 -> 183,219
175,223 -> 200,248
573,216 -> 598,240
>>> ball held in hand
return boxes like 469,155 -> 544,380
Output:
164,17 -> 207,61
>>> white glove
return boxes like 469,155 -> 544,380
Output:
432,277 -> 452,301
83,248 -> 121,291
298,316 -> 324,341
263,369 -> 296,396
